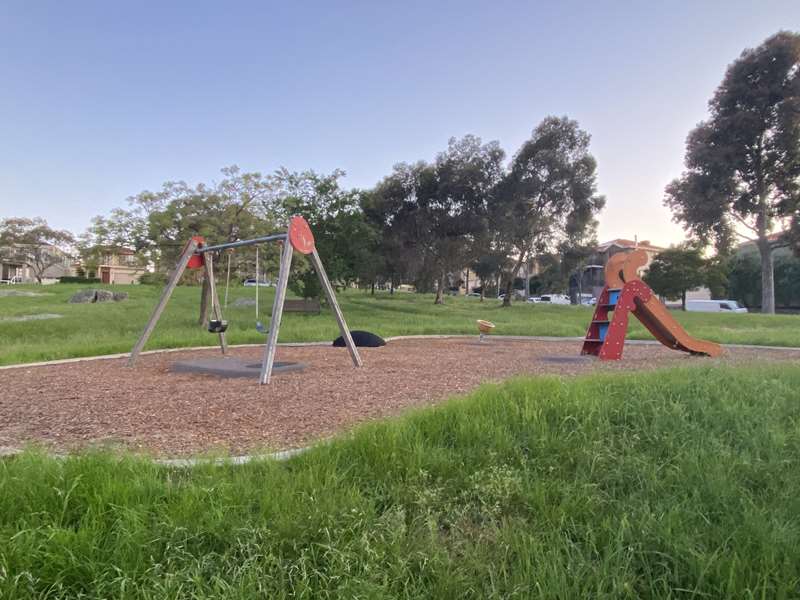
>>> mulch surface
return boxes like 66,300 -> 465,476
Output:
1,338 -> 799,457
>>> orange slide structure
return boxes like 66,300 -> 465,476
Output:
581,250 -> 722,360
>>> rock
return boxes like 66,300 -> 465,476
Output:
232,298 -> 257,307
67,289 -> 127,304
333,330 -> 386,348
68,289 -> 97,304
94,290 -> 115,303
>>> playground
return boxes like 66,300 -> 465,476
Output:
3,337 -> 799,456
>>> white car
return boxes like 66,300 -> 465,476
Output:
686,299 -> 748,313
243,278 -> 273,287
526,296 -> 542,303
538,294 -> 571,305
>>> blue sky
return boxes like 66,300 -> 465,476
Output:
1,1 -> 798,246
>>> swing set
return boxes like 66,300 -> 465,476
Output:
127,215 -> 362,384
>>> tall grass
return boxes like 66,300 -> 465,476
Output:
2,365 -> 800,598
1,283 -> 799,365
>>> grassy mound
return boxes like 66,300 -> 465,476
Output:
2,365 -> 800,597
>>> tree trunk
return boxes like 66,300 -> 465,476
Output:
371,281 -> 375,296
502,255 -> 527,307
757,239 -> 775,314
390,276 -> 395,295
198,274 -> 210,325
434,271 -> 446,304
502,279 -> 514,307
681,290 -> 686,311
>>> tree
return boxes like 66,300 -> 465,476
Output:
665,32 -> 800,314
0,217 -> 74,283
265,169 -> 381,298
494,116 -> 605,306
86,166 -> 277,323
367,135 -> 505,304
471,251 -> 509,301
643,246 -> 706,310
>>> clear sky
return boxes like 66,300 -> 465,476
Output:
1,1 -> 798,246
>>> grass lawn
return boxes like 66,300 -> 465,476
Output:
2,365 -> 800,597
1,283 -> 799,365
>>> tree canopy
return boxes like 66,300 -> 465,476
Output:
643,246 -> 707,310
665,31 -> 800,313
493,116 -> 605,306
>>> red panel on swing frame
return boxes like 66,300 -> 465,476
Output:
288,215 -> 315,254
186,236 -> 205,269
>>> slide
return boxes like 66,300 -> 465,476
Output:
634,294 -> 723,357
582,249 -> 723,360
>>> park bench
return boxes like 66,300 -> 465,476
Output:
283,298 -> 321,315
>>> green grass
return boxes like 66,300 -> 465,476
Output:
2,365 -> 800,598
1,283 -> 799,365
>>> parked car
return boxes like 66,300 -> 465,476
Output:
686,299 -> 748,313
526,296 -> 542,303
466,292 -> 481,297
243,278 -> 273,287
538,293 -> 571,305
0,276 -> 23,285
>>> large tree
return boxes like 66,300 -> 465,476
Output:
0,217 -> 74,283
264,169 -> 381,297
494,116 -> 605,306
665,31 -> 800,314
643,246 -> 706,310
367,135 -> 506,304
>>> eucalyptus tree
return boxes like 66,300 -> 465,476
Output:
367,135 -> 506,304
494,116 -> 605,306
665,32 -> 800,313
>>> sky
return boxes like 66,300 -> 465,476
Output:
1,1 -> 798,247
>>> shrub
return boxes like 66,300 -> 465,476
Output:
139,271 -> 169,285
59,276 -> 101,284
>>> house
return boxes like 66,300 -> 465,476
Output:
0,244 -> 74,283
92,248 -> 146,284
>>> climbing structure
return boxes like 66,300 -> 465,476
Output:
581,250 -> 722,360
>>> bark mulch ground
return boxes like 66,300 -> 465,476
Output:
1,338 -> 798,457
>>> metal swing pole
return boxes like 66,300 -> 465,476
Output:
259,237 -> 293,384
310,247 -> 362,368
128,239 -> 199,366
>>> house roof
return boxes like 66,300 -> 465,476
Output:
597,238 -> 666,253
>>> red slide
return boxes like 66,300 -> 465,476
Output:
582,250 -> 722,360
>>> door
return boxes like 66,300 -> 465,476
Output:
101,267 -> 111,284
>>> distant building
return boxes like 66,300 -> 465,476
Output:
91,248 -> 146,284
0,244 -> 74,283
594,238 -> 666,274
577,238 -> 667,300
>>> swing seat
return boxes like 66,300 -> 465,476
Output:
255,321 -> 269,334
208,319 -> 228,333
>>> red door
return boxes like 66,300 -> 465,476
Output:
101,268 -> 111,284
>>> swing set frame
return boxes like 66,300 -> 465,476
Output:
127,215 -> 362,384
